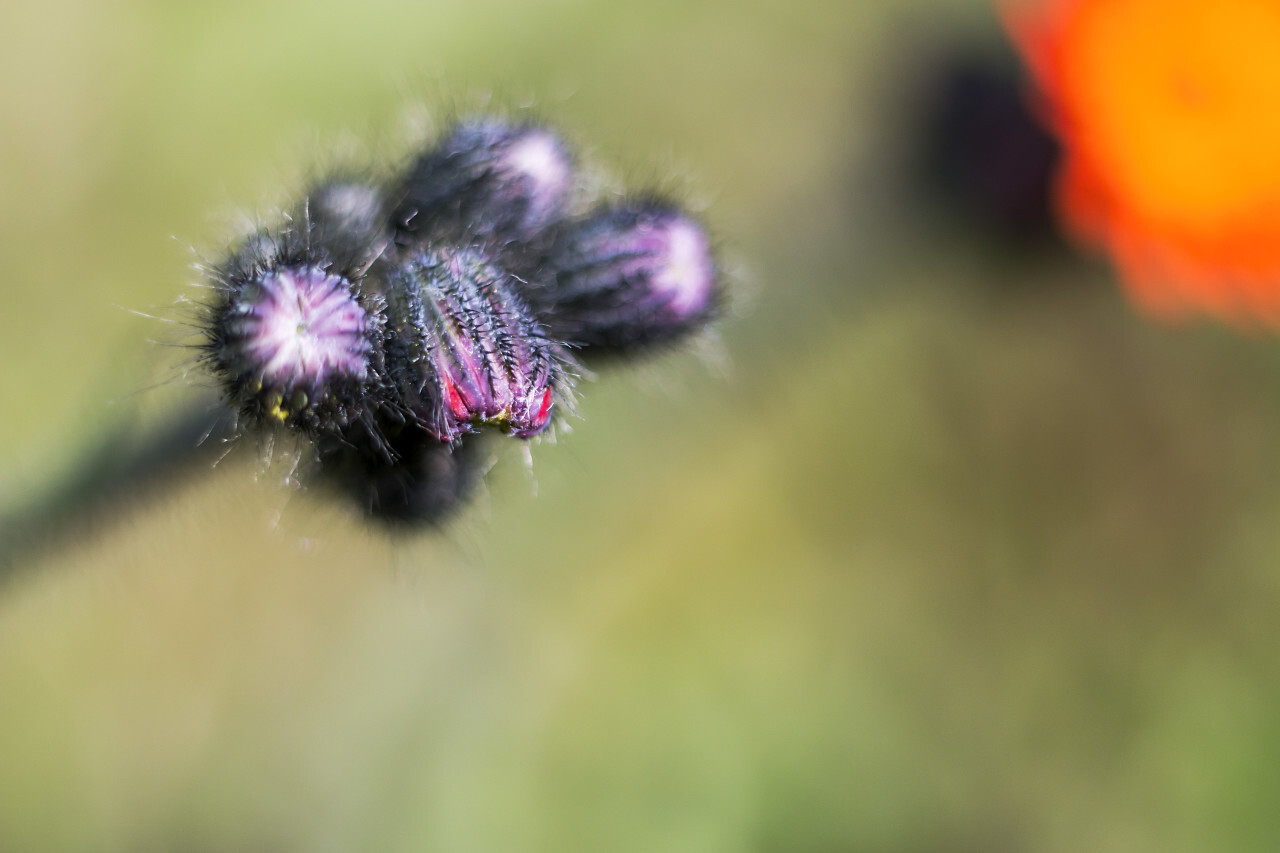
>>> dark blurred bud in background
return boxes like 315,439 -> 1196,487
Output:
316,429 -> 483,526
889,40 -> 1060,248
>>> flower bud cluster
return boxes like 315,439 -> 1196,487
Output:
198,117 -> 721,524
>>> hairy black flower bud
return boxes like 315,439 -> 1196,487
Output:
305,178 -> 394,264
317,429 -> 482,526
527,200 -> 720,353
392,119 -> 575,249
200,206 -> 390,434
381,247 -> 568,443
188,116 -> 721,529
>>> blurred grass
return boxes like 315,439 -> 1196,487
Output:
5,0 -> 1280,851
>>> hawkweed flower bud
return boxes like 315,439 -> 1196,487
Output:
382,247 -> 567,443
316,428 -> 482,525
172,116 -> 722,532
201,221 -> 388,434
531,200 -> 720,352
392,119 -> 575,248
305,178 -> 394,264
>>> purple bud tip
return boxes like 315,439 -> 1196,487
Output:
219,267 -> 372,421
495,129 -> 573,231
537,202 -> 720,351
625,213 -> 717,321
239,268 -> 370,384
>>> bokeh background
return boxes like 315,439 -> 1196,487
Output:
5,0 -> 1280,850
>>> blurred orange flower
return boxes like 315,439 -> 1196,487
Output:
1004,0 -> 1280,326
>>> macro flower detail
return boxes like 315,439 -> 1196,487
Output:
1004,0 -> 1280,324
382,248 -> 565,443
197,115 -> 721,525
201,223 -> 388,433
237,269 -> 370,384
531,201 -> 720,352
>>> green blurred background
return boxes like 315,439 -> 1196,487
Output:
5,0 -> 1280,850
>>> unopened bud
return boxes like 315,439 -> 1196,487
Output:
203,225 -> 386,432
393,120 -> 575,247
382,247 -> 565,443
531,200 -> 720,352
